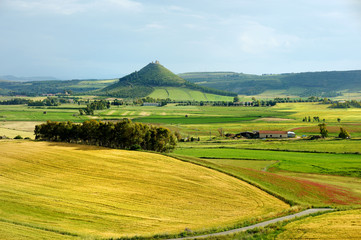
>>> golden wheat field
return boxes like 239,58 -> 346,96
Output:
277,209 -> 361,239
0,140 -> 289,239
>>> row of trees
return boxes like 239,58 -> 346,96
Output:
28,97 -> 60,106
0,98 -> 29,105
303,116 -> 325,122
34,119 -> 177,152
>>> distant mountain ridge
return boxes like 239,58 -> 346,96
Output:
100,61 -> 237,98
179,70 -> 361,96
0,75 -> 58,82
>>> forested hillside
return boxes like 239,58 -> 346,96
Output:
180,70 -> 361,96
0,79 -> 117,96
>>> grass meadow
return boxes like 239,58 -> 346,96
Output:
0,140 -> 289,239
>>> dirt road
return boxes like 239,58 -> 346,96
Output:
168,208 -> 334,240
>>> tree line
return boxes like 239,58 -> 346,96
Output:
34,119 -> 177,152
330,100 -> 361,108
28,97 -> 60,106
0,98 -> 29,105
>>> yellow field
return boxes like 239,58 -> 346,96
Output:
0,121 -> 37,139
277,209 -> 361,239
0,141 -> 289,239
274,102 -> 361,122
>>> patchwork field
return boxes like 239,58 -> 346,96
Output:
0,140 -> 289,239
1,100 -> 361,238
171,146 -> 361,206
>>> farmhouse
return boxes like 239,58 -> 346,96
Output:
258,130 -> 288,138
142,102 -> 160,107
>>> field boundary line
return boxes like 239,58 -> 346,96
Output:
168,154 -> 296,205
0,217 -> 81,237
167,208 -> 334,240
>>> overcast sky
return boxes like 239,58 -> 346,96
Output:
1,0 -> 361,79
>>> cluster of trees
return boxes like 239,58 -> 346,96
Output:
79,100 -> 110,115
28,97 -> 60,106
302,116 -> 325,122
34,119 -> 177,152
317,123 -> 350,139
330,100 -> 361,108
112,99 -> 124,106
0,98 -> 29,105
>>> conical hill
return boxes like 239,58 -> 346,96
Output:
101,62 -> 236,98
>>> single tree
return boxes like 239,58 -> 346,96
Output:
318,123 -> 328,138
338,127 -> 350,139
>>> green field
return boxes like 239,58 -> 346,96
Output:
173,148 -> 361,177
0,141 -> 289,239
148,87 -> 234,101
178,138 -> 361,154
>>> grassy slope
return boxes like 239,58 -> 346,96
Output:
148,87 -> 233,101
0,141 -> 289,239
277,209 -> 361,239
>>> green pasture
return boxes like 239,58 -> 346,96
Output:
178,139 -> 361,154
0,105 -> 87,122
173,148 -> 361,177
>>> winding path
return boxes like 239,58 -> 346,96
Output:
168,208 -> 334,240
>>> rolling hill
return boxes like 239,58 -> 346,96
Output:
179,70 -> 361,97
0,141 -> 289,238
99,61 -> 237,98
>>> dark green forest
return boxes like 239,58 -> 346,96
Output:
34,119 -> 177,152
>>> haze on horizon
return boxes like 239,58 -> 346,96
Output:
1,0 -> 361,80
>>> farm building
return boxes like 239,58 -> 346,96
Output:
235,131 -> 296,139
142,102 -> 160,107
258,130 -> 288,138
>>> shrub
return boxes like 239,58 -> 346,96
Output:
14,135 -> 23,139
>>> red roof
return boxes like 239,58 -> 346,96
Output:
259,131 -> 288,134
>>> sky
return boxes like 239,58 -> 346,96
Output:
1,0 -> 361,79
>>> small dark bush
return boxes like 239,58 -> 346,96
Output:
14,135 -> 23,139
130,144 -> 141,151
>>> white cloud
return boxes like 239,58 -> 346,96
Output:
238,22 -> 300,54
4,0 -> 142,15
